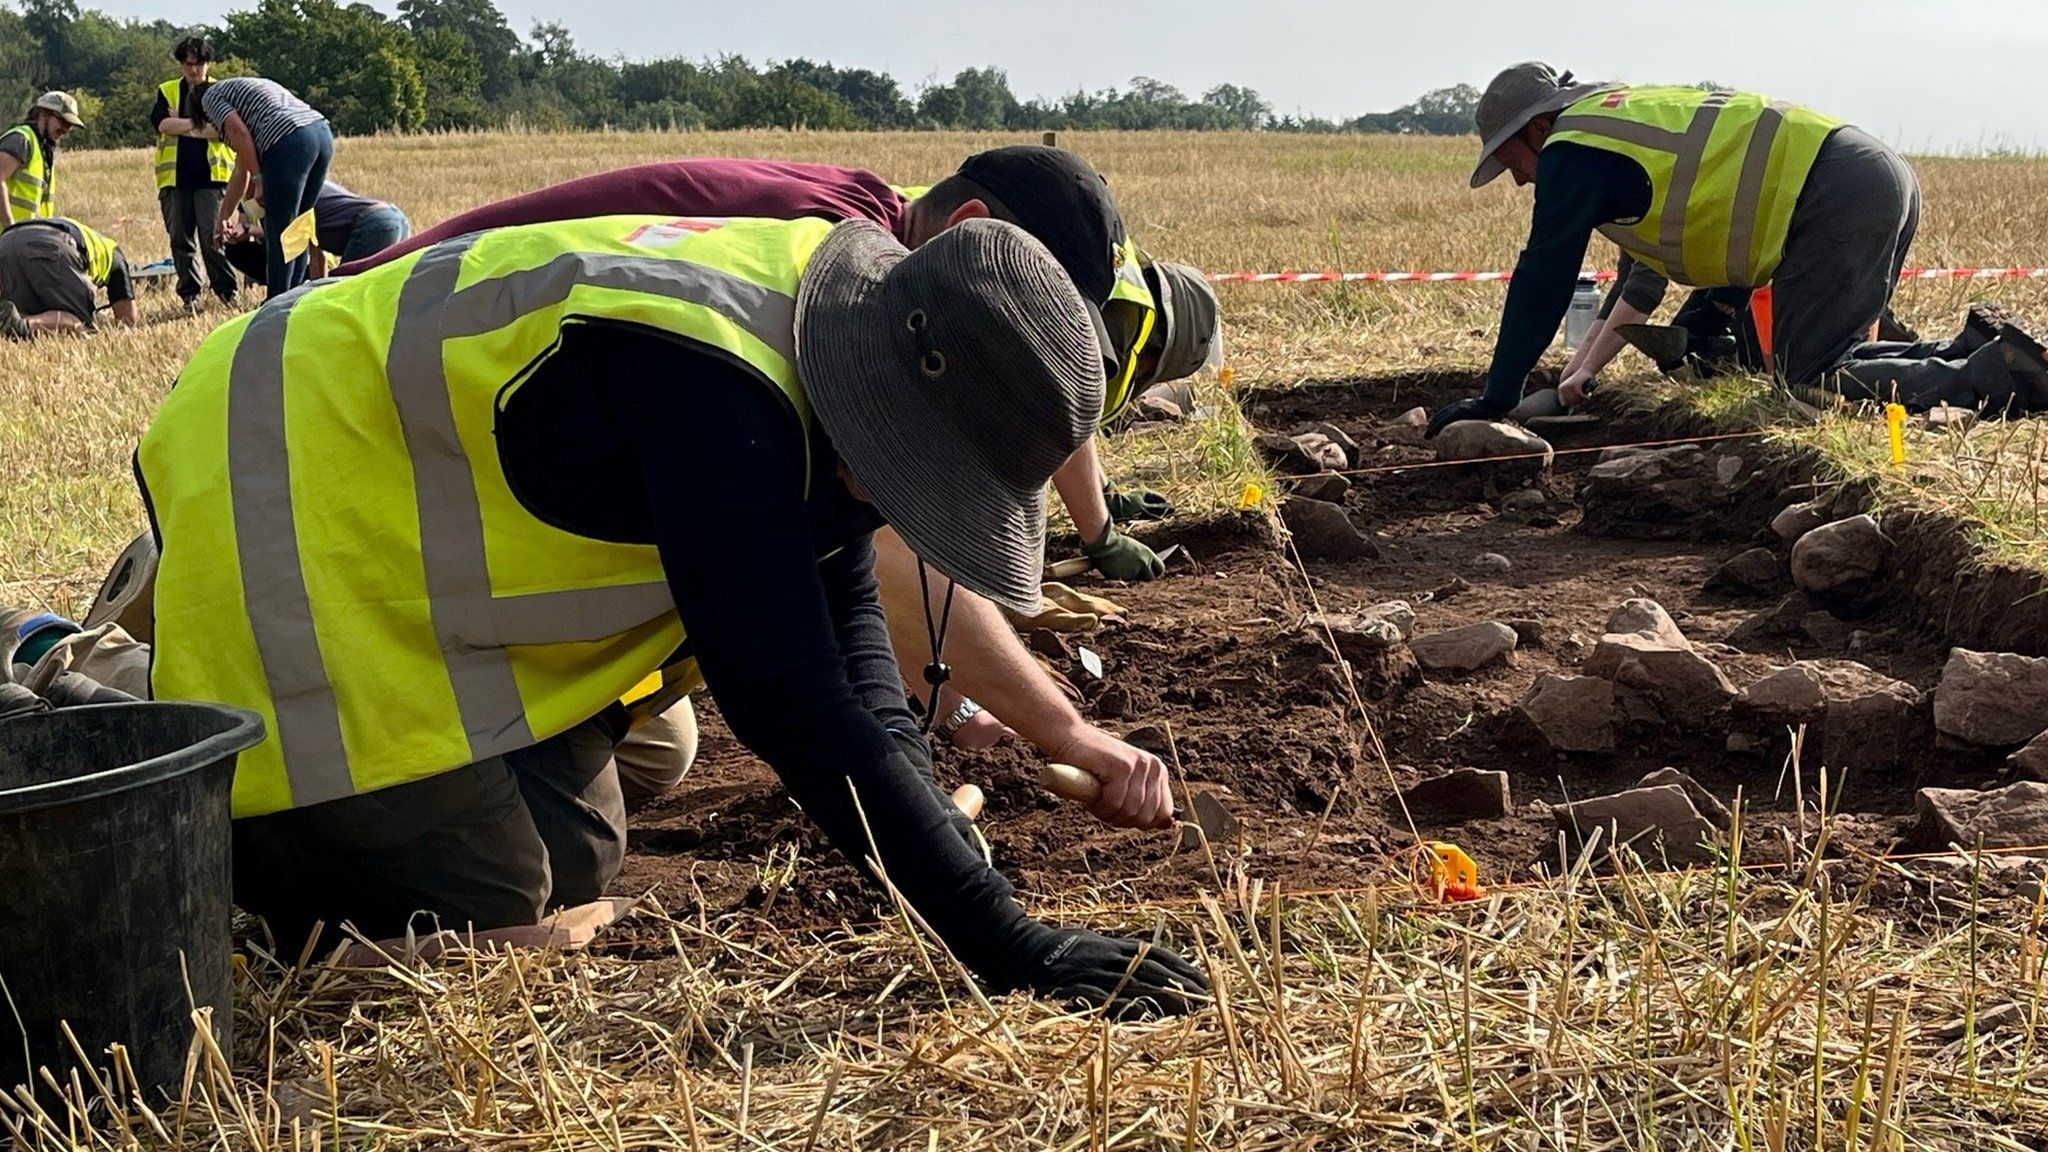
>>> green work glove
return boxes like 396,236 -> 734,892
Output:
1103,484 -> 1175,524
1082,524 -> 1166,581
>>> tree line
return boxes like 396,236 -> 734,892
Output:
0,0 -> 1482,144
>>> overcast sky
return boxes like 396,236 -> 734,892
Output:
91,0 -> 2048,152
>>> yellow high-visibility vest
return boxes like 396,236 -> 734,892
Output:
139,214 -> 829,817
1101,238 -> 1157,421
62,217 -> 118,285
154,79 -> 236,190
1548,86 -> 1841,288
2,123 -> 54,219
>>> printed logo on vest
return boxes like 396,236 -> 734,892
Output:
626,217 -> 727,247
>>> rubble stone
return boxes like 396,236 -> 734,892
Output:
1280,497 -> 1379,561
1933,649 -> 2048,747
1410,621 -> 1518,675
1513,672 -> 1615,753
1636,768 -> 1732,830
1910,782 -> 2048,852
1554,784 -> 1721,866
1402,768 -> 1512,820
1790,514 -> 1890,603
1706,547 -> 1785,595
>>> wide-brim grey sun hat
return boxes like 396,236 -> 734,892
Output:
1139,259 -> 1222,387
796,217 -> 1104,615
1470,62 -> 1611,188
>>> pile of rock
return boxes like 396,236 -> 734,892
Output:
1552,768 -> 1730,867
1578,444 -> 1764,540
1727,659 -> 1926,768
1512,598 -> 1735,751
1260,424 -> 1382,561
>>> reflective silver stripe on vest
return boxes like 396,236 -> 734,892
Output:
385,232 -> 801,764
440,250 -> 798,363
1725,102 -> 1793,287
1556,92 -> 1732,284
227,285 -> 357,806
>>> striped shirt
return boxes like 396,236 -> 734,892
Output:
200,77 -> 324,153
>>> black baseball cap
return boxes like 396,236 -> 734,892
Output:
955,146 -> 1126,307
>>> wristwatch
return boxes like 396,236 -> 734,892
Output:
935,697 -> 983,742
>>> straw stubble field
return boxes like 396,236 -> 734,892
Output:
8,131 -> 2048,1149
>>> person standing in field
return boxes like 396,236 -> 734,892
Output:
149,35 -> 241,313
1428,62 -> 1942,436
0,92 -> 84,226
189,76 -> 332,297
0,216 -> 138,338
138,212 -> 1208,1016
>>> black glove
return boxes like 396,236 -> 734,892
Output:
1425,396 -> 1513,439
1103,484 -> 1175,524
986,923 -> 1210,1019
1082,524 -> 1166,581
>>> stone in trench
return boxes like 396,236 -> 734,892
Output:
1513,672 -> 1615,753
1310,610 -> 1405,661
1381,406 -> 1431,444
1579,444 -> 1759,541
1280,496 -> 1379,561
1468,552 -> 1513,574
1586,636 -> 1736,726
1706,547 -> 1786,596
1636,768 -> 1733,830
1604,598 -> 1690,649
1554,784 -> 1721,866
1304,422 -> 1360,468
1402,768 -> 1512,820
1256,432 -> 1340,476
1500,488 -> 1548,513
1731,659 -> 1926,768
2010,731 -> 2048,782
1771,498 -> 1836,548
1934,649 -> 2048,747
1434,421 -> 1554,467
1909,781 -> 2048,852
1410,621 -> 1519,675
1790,514 -> 1890,604
1504,618 -> 1547,648
1291,472 -> 1351,503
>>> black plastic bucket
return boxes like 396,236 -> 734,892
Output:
0,702 -> 264,1103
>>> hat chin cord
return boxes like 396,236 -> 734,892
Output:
916,560 -> 957,736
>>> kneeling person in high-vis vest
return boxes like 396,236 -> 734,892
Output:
138,214 -> 1207,1016
1429,61 -> 1923,437
0,217 -> 138,338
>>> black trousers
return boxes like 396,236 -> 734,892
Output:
158,185 -> 238,303
232,710 -> 630,950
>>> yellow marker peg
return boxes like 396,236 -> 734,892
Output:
1413,840 -> 1486,902
1235,481 -> 1264,510
1886,403 -> 1907,467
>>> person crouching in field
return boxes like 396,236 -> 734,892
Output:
0,217 -> 138,338
137,212 -> 1208,1017
221,181 -> 411,284
333,150 -> 1220,829
188,76 -> 332,297
1428,62 -> 1933,437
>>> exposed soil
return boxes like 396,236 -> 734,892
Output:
608,371 -> 2027,947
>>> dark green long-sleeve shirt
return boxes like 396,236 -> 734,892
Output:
1480,143 -> 1652,408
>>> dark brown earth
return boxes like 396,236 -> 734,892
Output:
607,371 -> 2024,947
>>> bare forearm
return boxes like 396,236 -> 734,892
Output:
111,298 -> 138,325
158,117 -> 197,136
1052,439 -> 1111,543
1560,315 -> 1608,378
874,527 -> 1086,752
1566,300 -> 1651,384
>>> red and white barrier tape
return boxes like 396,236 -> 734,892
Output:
1206,266 -> 2048,285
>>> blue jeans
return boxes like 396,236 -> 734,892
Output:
259,120 -> 333,297
338,204 -> 410,263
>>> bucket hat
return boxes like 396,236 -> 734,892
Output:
33,91 -> 84,128
795,217 -> 1105,614
1470,62 -> 1609,187
1138,259 -> 1222,386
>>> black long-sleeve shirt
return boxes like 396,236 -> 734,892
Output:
498,327 -> 1029,971
1481,143 -> 1652,407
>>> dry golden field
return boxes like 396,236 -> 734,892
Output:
9,131 -> 2048,1150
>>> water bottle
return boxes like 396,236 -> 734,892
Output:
1563,275 -> 1601,349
